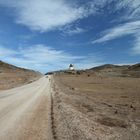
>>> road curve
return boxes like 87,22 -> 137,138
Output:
0,76 -> 53,140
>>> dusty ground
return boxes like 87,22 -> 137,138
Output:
0,76 -> 53,140
0,61 -> 140,140
52,72 -> 140,140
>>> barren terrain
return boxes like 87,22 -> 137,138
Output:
0,61 -> 42,90
0,61 -> 140,140
52,71 -> 140,140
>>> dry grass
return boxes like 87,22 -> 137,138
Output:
52,72 -> 140,140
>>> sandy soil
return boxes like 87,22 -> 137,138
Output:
52,73 -> 140,140
0,76 -> 53,140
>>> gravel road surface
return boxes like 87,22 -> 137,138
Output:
0,76 -> 53,140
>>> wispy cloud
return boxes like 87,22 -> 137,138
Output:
91,0 -> 140,55
116,0 -> 140,20
0,0 -> 94,32
0,46 -> 16,57
1,0 -> 129,33
132,34 -> 140,55
90,1 -> 140,55
92,20 -> 140,55
62,27 -> 86,35
92,20 -> 140,44
75,54 -> 104,69
0,45 -> 103,73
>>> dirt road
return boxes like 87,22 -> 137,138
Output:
0,76 -> 53,140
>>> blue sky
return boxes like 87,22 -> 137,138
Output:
0,0 -> 140,73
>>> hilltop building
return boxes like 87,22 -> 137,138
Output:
69,64 -> 74,70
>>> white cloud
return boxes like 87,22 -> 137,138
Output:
90,0 -> 140,55
0,0 -> 92,32
92,20 -> 140,55
116,0 -> 140,20
89,0 -> 140,42
0,0 -> 139,33
0,0 -> 122,33
0,45 -> 103,73
0,46 -> 17,57
92,20 -> 140,44
75,54 -> 103,69
132,34 -> 140,54
62,27 -> 86,35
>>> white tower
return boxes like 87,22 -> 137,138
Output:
69,64 -> 74,70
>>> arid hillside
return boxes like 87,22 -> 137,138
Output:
89,63 -> 140,78
0,60 -> 42,90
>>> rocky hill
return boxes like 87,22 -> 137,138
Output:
89,63 -> 140,78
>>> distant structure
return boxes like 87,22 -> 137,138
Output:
69,64 -> 74,70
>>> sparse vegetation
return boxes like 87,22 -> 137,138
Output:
53,68 -> 140,140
